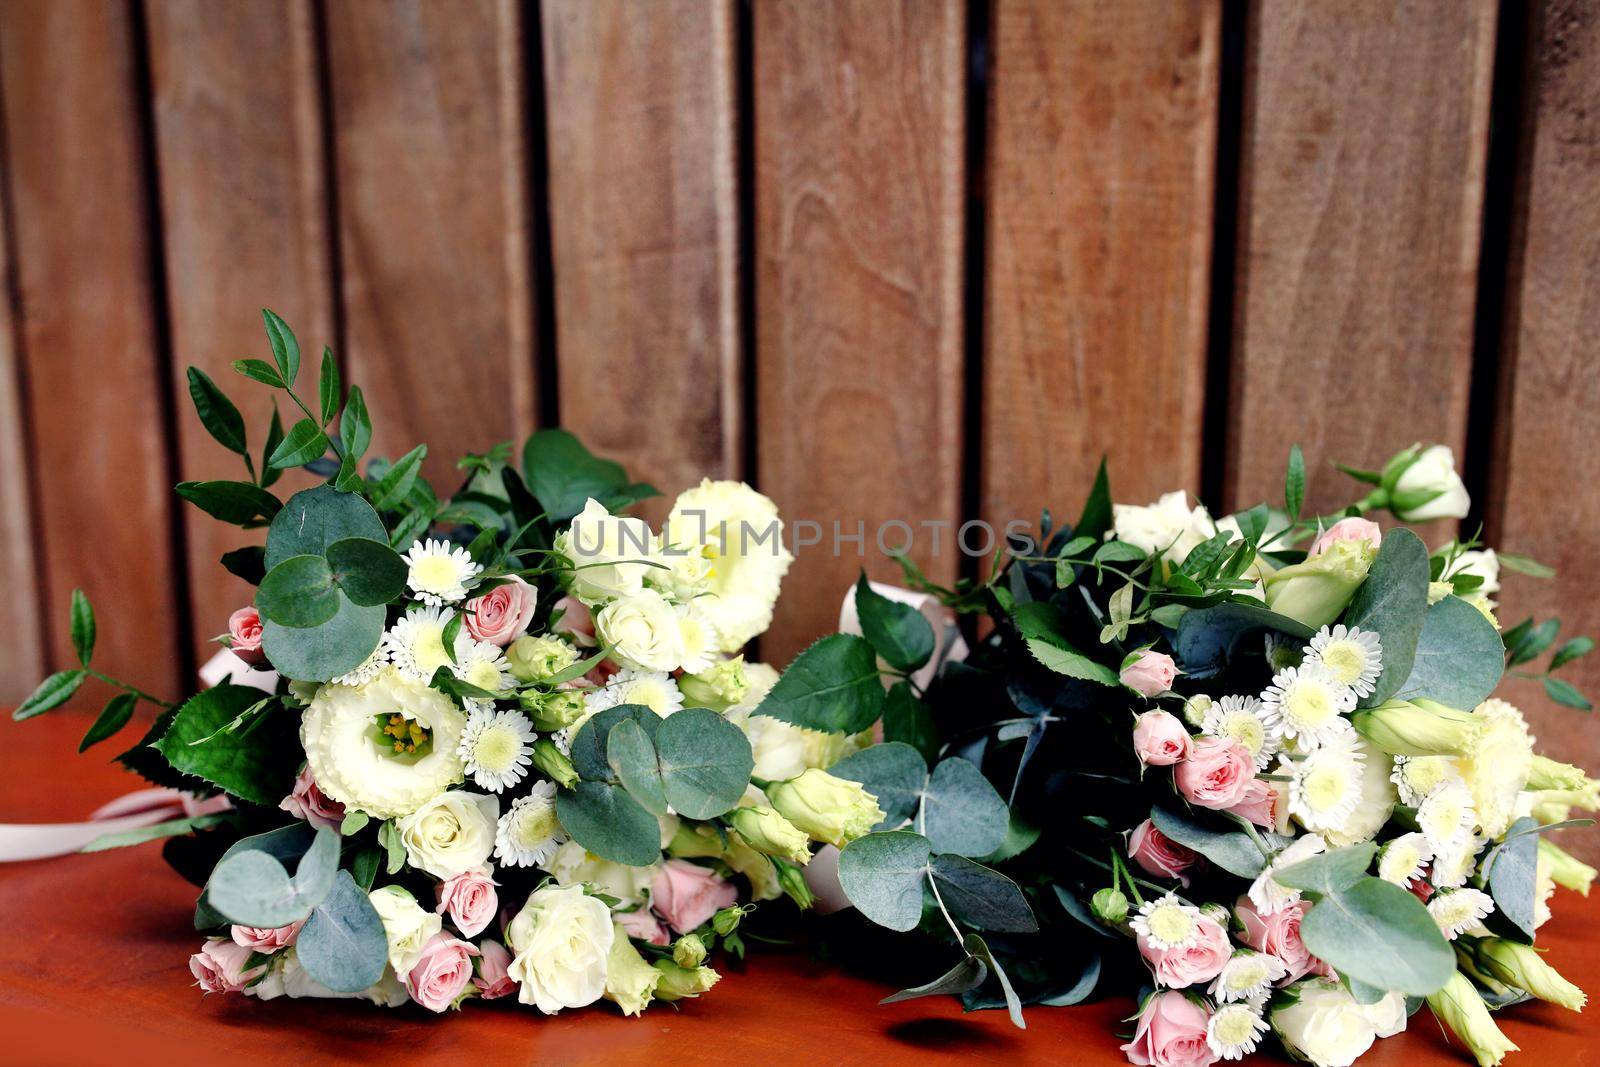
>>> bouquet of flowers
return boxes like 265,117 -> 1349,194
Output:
14,311 -> 872,1018
777,445 -> 1597,1066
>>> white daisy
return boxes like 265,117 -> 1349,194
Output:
1289,739 -> 1367,833
457,707 -> 535,792
1427,887 -> 1495,939
585,668 -> 685,718
1260,663 -> 1356,751
1416,782 -> 1476,854
675,603 -> 721,676
1130,894 -> 1203,950
1209,951 -> 1289,1003
1304,624 -> 1383,698
1207,1001 -> 1269,1061
1376,832 -> 1433,887
383,605 -> 462,681
331,646 -> 389,687
453,640 -> 513,705
1203,695 -> 1281,769
1263,632 -> 1303,673
494,781 -> 565,868
1430,834 -> 1486,889
1248,832 -> 1327,915
1390,754 -> 1465,807
403,538 -> 482,606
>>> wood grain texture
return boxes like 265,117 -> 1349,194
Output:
1487,0 -> 1600,859
1225,0 -> 1497,519
326,0 -> 536,485
983,0 -> 1219,523
755,0 -> 966,662
145,0 -> 335,664
0,0 -> 183,697
542,0 -> 741,524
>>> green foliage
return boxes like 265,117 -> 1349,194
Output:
186,367 -> 248,456
1391,595 -> 1504,708
324,536 -> 408,606
69,588 -> 95,665
1274,843 -> 1376,894
152,686 -> 300,805
80,812 -> 231,853
267,418 -> 329,470
881,682 -> 939,764
1285,444 -> 1306,519
317,347 -> 341,425
195,824 -> 315,929
261,597 -> 386,683
829,742 -> 927,827
12,669 -> 86,721
265,485 -> 386,568
570,704 -> 660,781
256,554 -> 341,628
1341,528 -> 1431,707
836,830 -> 931,932
880,955 -> 987,1005
1297,877 -> 1453,995
297,871 -> 389,993
929,854 -> 1037,933
175,480 -> 282,527
964,934 -> 1025,1029
919,757 -> 1009,858
753,633 -> 885,734
79,692 -> 137,752
555,781 -> 660,866
262,308 -> 301,387
204,826 -> 339,929
1483,817 -> 1541,940
523,428 -> 659,523
1074,458 -> 1113,544
1149,806 -> 1267,879
1172,603 -> 1312,679
372,443 -> 428,511
854,574 -> 935,672
233,358 -> 284,388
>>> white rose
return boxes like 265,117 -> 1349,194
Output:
558,498 -> 659,604
367,886 -> 441,976
1362,990 -> 1408,1039
1110,490 -> 1216,563
506,883 -> 615,1013
1444,547 -> 1499,597
545,839 -> 660,902
665,480 -> 792,651
1272,979 -> 1378,1067
595,590 -> 684,672
1391,444 -> 1470,521
396,790 -> 499,879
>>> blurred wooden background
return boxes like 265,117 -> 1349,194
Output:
1,0 -> 1597,833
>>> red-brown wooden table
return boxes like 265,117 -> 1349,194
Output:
2,713 -> 1595,1067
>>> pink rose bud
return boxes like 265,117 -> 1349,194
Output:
227,607 -> 269,667
650,859 -> 739,934
463,575 -> 538,647
230,918 -> 305,951
1137,915 -> 1231,989
1308,516 -> 1383,557
435,868 -> 499,938
189,937 -> 264,994
1225,778 -> 1290,832
1173,737 -> 1256,810
474,939 -> 516,1000
1121,650 -> 1177,697
1120,989 -> 1215,1067
1132,711 -> 1191,767
617,906 -> 671,946
1234,896 -> 1333,983
552,595 -> 595,641
1128,819 -> 1200,884
279,766 -> 345,832
404,933 -> 479,1013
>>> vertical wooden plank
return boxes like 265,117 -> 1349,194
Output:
755,0 -> 966,660
1226,0 -> 1496,518
0,0 -> 183,697
145,0 -> 334,665
541,0 -> 741,523
983,0 -> 1220,523
1488,0 -> 1600,838
326,0 -> 535,481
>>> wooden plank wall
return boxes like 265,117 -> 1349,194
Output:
0,0 -> 1596,844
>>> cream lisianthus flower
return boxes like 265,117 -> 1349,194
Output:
764,768 -> 884,847
557,498 -> 659,605
396,790 -> 499,879
1109,490 -> 1216,563
1452,698 -> 1533,838
1271,978 -> 1377,1067
595,590 -> 684,672
602,923 -> 662,1016
1387,444 -> 1470,522
300,667 -> 466,818
545,840 -> 659,902
368,886 -> 441,975
506,884 -> 615,1014
664,480 -> 792,651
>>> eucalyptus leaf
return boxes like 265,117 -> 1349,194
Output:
194,824 -> 315,929
1298,877 -> 1453,995
919,758 -> 1008,858
203,826 -> 339,928
1149,806 -> 1267,879
569,704 -> 660,782
828,742 -> 927,828
836,830 -> 932,932
1391,595 -> 1505,708
1172,603 -> 1313,679
929,854 -> 1038,933
1485,816 -> 1540,940
1274,843 -> 1376,893
555,781 -> 661,866
1342,529 -> 1431,708
964,934 -> 1025,1029
653,708 -> 755,819
854,574 -> 935,672
297,871 -> 389,993
753,633 -> 884,735
260,596 -> 385,682
264,484 -> 387,569
325,536 -> 408,606
607,718 -> 668,816
255,554 -> 340,628
880,955 -> 987,1004
80,812 -> 230,852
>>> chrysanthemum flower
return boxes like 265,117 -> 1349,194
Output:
1130,894 -> 1202,950
1203,695 -> 1281,769
331,646 -> 389,688
452,640 -> 512,707
1417,782 -> 1477,854
1304,624 -> 1383,697
1248,832 -> 1326,915
384,605 -> 461,681
585,669 -> 685,718
1428,887 -> 1495,939
1209,951 -> 1288,1003
1260,663 -> 1356,751
1208,1001 -> 1270,1060
1390,754 -> 1465,807
402,538 -> 482,606
1431,834 -> 1486,889
675,603 -> 721,676
1289,740 -> 1366,833
494,782 -> 565,868
1376,832 -> 1433,887
457,707 -> 535,792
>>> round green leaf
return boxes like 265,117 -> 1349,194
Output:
261,596 -> 385,682
203,827 -> 338,929
326,535 -> 408,606
255,554 -> 340,628
555,781 -> 661,866
264,484 -> 386,569
569,704 -> 660,782
654,708 -> 755,820
920,757 -> 1008,858
929,854 -> 1038,933
1391,595 -> 1505,709
607,718 -> 668,815
837,829 -> 932,932
829,741 -> 928,828
1298,877 -> 1454,995
297,871 -> 389,993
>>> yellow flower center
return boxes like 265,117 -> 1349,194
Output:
1224,960 -> 1267,993
1147,905 -> 1195,944
1423,797 -> 1465,838
1402,757 -> 1454,796
1220,712 -> 1266,757
513,803 -> 560,847
1320,641 -> 1367,684
1213,1009 -> 1257,1046
1285,682 -> 1335,730
375,713 -> 433,760
1304,765 -> 1349,811
630,680 -> 674,715
411,625 -> 451,674
472,725 -> 522,772
412,556 -> 459,592
465,661 -> 503,691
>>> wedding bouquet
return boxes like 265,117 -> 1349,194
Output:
781,445 -> 1597,1066
13,311 -> 867,1018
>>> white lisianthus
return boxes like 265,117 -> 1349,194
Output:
664,480 -> 792,651
1109,490 -> 1216,563
1271,978 -> 1378,1067
1453,698 -> 1533,838
1386,444 -> 1470,522
300,667 -> 466,818
558,498 -> 659,605
368,885 -> 442,975
545,840 -> 659,902
396,790 -> 499,879
602,922 -> 662,1016
1321,737 -> 1398,847
1445,547 -> 1500,597
505,884 -> 615,1014
1363,991 -> 1408,1038
595,590 -> 684,672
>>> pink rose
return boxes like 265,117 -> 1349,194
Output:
1121,989 -> 1216,1067
617,907 -> 671,946
189,937 -> 264,994
552,595 -> 595,641
1133,711 -> 1190,767
1225,778 -> 1289,832
279,766 -> 344,831
1121,650 -> 1178,697
435,868 -> 499,938
474,939 -> 516,1000
1137,916 -> 1231,989
1173,737 -> 1255,810
463,575 -> 538,646
404,933 -> 479,1013
1309,517 -> 1382,557
1128,820 -> 1200,884
650,859 -> 738,934
227,607 -> 268,667
230,919 -> 304,951
1234,897 -> 1333,983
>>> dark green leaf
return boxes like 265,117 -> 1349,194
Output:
753,633 -> 885,735
175,480 -> 283,527
260,596 -> 385,682
1391,595 -> 1505,708
881,681 -> 939,764
880,955 -> 987,1004
264,484 -> 386,568
339,385 -> 372,463
555,781 -> 661,865
297,871 -> 388,993
69,588 -> 95,665
1075,458 -> 1113,544
1025,638 -> 1119,686
1551,636 -> 1596,671
929,854 -> 1037,933
262,308 -> 300,386
255,554 -> 340,628
13,669 -> 86,721
232,358 -> 284,388
79,692 -> 137,751
836,830 -> 932,932
920,758 -> 1008,858
829,741 -> 928,827
522,427 -> 657,522
964,934 -> 1025,1029
1298,877 -> 1453,995
1507,618 -> 1560,667
317,346 -> 340,426
267,418 -> 329,470
1342,529 -> 1432,707
186,366 -> 248,456
1544,675 -> 1592,710
854,574 -> 936,672
220,546 -> 267,585
372,443 -> 428,511
152,686 -> 300,804
1285,445 -> 1306,519
260,403 -> 286,488
1149,806 -> 1267,878
325,536 -> 408,606
350,843 -> 380,891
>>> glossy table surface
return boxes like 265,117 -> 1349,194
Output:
2,713 -> 1596,1067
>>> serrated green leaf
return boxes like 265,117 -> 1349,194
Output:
13,669 -> 86,720
267,418 -> 329,470
152,686 -> 300,804
69,588 -> 95,665
262,308 -> 300,387
79,692 -> 137,751
753,633 -> 885,734
186,366 -> 248,456
1025,637 -> 1119,686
